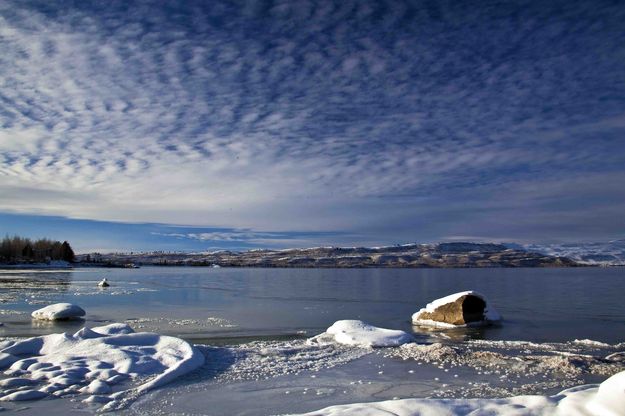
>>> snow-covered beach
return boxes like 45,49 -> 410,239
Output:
1,266 -> 625,415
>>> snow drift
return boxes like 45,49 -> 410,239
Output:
0,323 -> 204,410
291,369 -> 625,416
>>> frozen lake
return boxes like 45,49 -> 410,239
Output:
1,266 -> 625,414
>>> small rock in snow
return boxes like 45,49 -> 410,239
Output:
31,303 -> 85,321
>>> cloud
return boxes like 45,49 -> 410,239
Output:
150,228 -> 349,247
0,0 -> 624,245
152,230 -> 285,243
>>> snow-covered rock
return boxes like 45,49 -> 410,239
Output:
412,291 -> 501,327
290,369 -> 625,416
31,303 -> 86,321
308,320 -> 414,347
0,323 -> 205,410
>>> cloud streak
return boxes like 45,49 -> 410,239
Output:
1,0 -> 625,245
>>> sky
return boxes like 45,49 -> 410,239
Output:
1,0 -> 624,253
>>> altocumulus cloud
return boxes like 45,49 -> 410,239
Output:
1,0 -> 625,246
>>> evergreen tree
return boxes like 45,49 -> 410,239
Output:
60,241 -> 75,263
22,243 -> 34,259
0,236 -> 76,263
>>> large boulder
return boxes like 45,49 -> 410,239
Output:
412,291 -> 501,327
31,303 -> 86,321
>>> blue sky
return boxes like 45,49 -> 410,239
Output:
1,0 -> 624,252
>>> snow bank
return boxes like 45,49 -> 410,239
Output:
290,369 -> 625,416
31,303 -> 86,321
308,320 -> 414,347
0,323 -> 204,410
412,291 -> 501,327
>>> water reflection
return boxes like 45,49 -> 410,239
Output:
29,317 -> 86,331
0,270 -> 73,305
0,270 -> 73,289
412,324 -> 493,342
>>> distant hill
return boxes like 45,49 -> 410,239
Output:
521,240 -> 625,266
76,242 -> 579,268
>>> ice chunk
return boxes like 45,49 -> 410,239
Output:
573,339 -> 611,348
309,320 -> 414,347
31,303 -> 85,321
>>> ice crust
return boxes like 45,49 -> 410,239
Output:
31,303 -> 86,321
412,290 -> 501,327
308,320 -> 415,347
292,369 -> 625,416
0,323 -> 204,410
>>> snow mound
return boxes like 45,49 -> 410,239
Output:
412,291 -> 501,327
31,303 -> 86,321
586,370 -> 625,416
290,369 -> 625,416
0,323 -> 204,410
308,320 -> 414,348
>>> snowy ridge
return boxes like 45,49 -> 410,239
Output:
522,239 -> 625,266
78,242 -> 578,268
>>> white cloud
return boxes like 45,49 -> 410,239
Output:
0,126 -> 45,152
0,1 -> 624,243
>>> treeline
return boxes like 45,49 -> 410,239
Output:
0,236 -> 75,263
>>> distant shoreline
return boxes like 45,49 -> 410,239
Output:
1,263 -> 597,270
73,242 -> 583,269
0,261 -> 73,270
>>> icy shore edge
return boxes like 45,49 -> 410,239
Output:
288,370 -> 625,416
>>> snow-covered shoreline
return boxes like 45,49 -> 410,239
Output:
1,322 -> 624,415
289,371 -> 625,416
